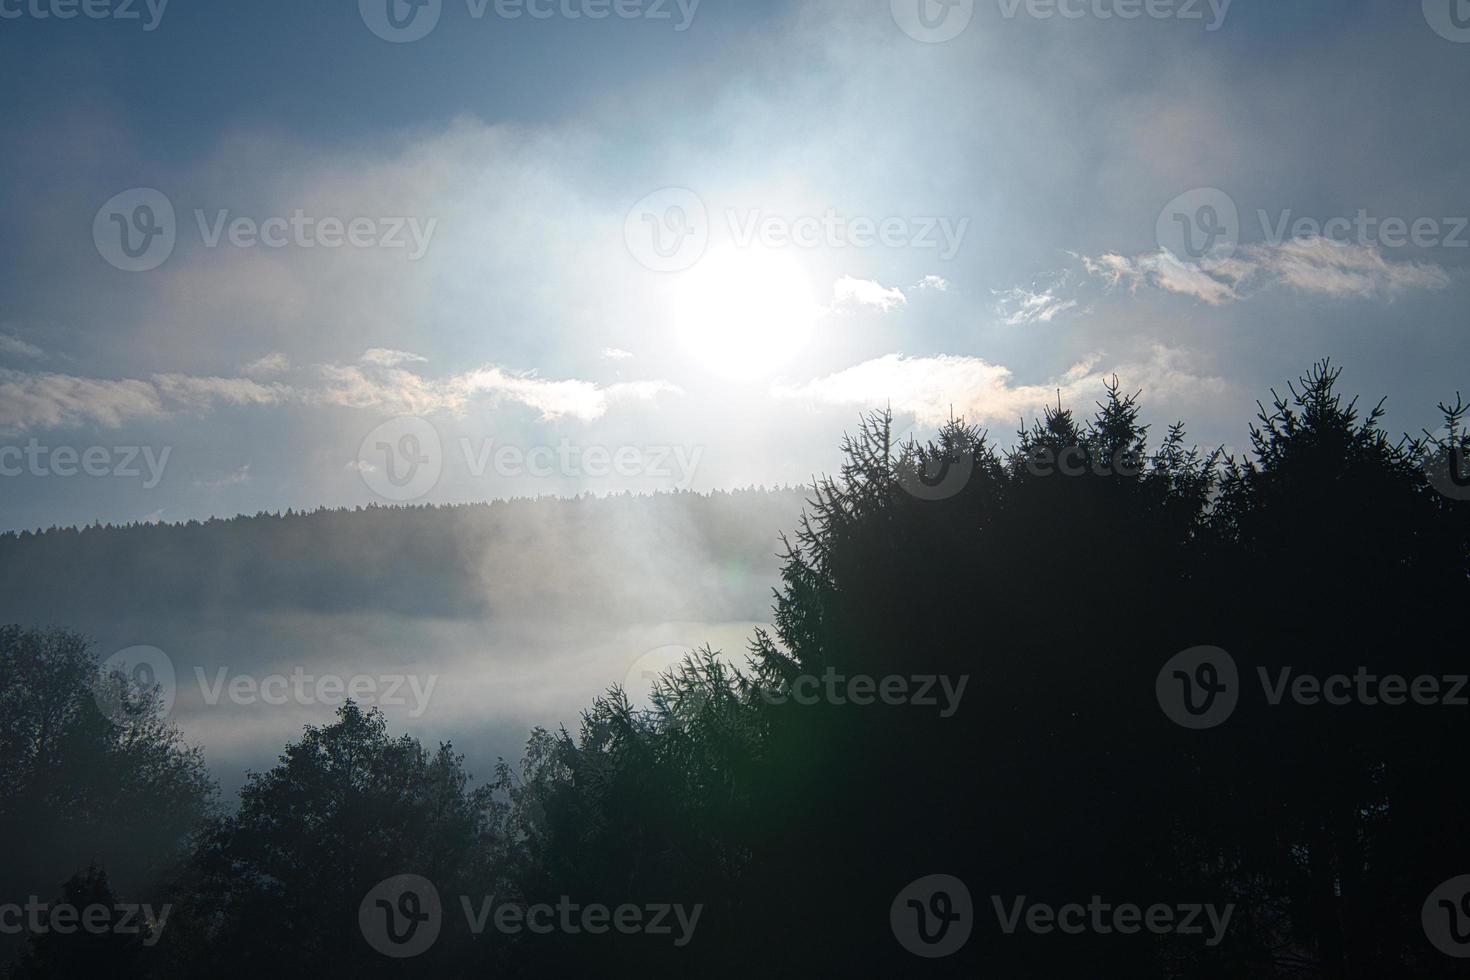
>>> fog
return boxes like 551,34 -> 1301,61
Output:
0,489 -> 805,797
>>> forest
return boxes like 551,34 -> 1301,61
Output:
2,362 -> 1468,978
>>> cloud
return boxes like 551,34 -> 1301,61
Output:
0,369 -> 166,432
601,347 -> 635,360
241,352 -> 290,377
916,275 -> 950,292
1083,250 -> 1239,305
832,276 -> 907,313
994,285 -> 1079,326
195,464 -> 252,490
1083,238 -> 1452,305
1252,236 -> 1453,298
361,348 -> 429,368
153,374 -> 291,411
773,347 -> 1229,428
0,359 -> 681,434
0,335 -> 45,361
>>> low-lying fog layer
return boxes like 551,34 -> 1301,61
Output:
0,490 -> 805,797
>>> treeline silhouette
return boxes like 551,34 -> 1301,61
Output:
0,488 -> 807,626
2,362 -> 1468,978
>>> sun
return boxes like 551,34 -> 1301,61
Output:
671,246 -> 822,381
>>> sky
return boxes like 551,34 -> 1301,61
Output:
2,0 -> 1469,531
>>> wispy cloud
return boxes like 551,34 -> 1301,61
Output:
0,335 -> 45,361
994,285 -> 1079,326
0,355 -> 681,434
240,352 -> 291,377
832,276 -> 908,313
773,347 -> 1228,428
195,463 -> 252,490
361,348 -> 429,368
1083,238 -> 1452,305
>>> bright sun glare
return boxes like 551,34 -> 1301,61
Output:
672,246 -> 822,382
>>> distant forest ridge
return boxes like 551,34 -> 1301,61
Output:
0,488 -> 810,624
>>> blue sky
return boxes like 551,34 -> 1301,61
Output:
2,0 -> 1468,530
